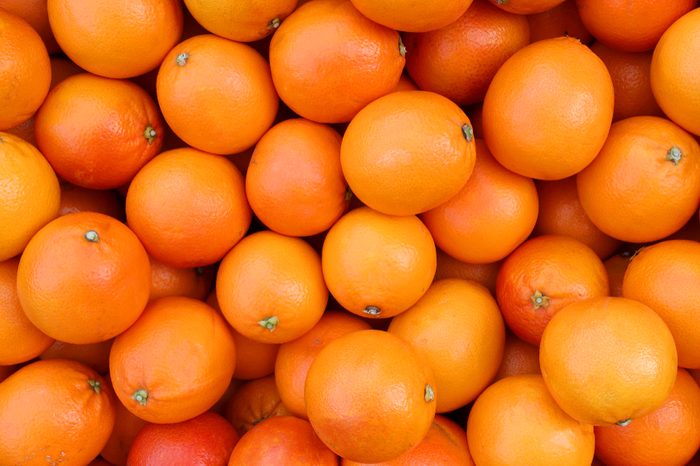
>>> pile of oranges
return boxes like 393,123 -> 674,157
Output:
2,0 -> 700,464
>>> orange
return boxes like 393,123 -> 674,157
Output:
224,375 -> 292,436
650,7 -> 700,136
17,212 -> 150,344
125,148 -> 252,268
100,378 -> 148,465
540,297 -> 678,426
58,184 -> 125,220
0,0 -> 59,53
467,374 -> 595,465
594,368 -> 700,466
404,0 -> 530,106
434,249 -> 502,295
245,118 -> 348,236
149,257 -> 212,302
321,207 -> 437,319
576,0 -> 696,52
228,415 -> 338,465
622,239 -> 700,368
183,0 -> 298,42
305,329 -> 436,463
269,0 -> 405,123
216,230 -> 328,344
576,116 -> 700,243
604,250 -> 633,297
0,359 -> 115,464
394,74 -> 418,92
157,34 -> 278,154
489,0 -> 566,14
350,0 -> 473,32
128,412 -> 239,465
0,9 -> 51,130
47,0 -> 183,78
494,331 -> 541,381
535,177 -> 621,258
527,0 -> 593,44
341,90 -> 475,216
275,310 -> 371,417
421,139 -> 538,264
0,258 -> 53,365
40,340 -> 113,374
109,296 -> 236,424
482,36 -> 614,180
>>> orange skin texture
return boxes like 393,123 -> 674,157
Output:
128,412 -> 239,465
0,133 -> 60,262
341,90 -> 475,216
0,258 -> 53,365
0,359 -> 116,465
540,297 -> 678,426
47,0 -> 183,78
576,116 -> 700,243
434,249 -> 502,295
157,34 -> 278,154
482,36 -> 614,180
269,0 -> 405,123
604,251 -> 632,297
576,0 -> 696,52
40,339 -> 113,374
216,230 -> 328,344
100,379 -> 148,465
343,414 -> 475,466
17,212 -> 151,344
305,329 -> 437,463
35,73 -> 164,189
467,374 -> 595,465
494,331 -> 542,381
405,0 -> 530,106
594,368 -> 700,466
125,148 -> 252,269
224,375 -> 293,437
651,7 -> 700,136
275,310 -> 371,418
0,0 -> 59,53
623,239 -> 700,369
58,184 -> 125,221
389,279 -> 505,412
488,0 -> 566,14
148,257 -> 212,302
228,415 -> 338,465
109,297 -> 237,424
527,0 -> 593,44
246,118 -> 348,237
0,9 -> 50,130
350,0 -> 473,32
421,139 -> 538,264
321,207 -> 437,319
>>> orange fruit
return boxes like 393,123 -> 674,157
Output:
305,329 -> 436,463
0,9 -> 51,131
245,118 -> 348,237
156,34 -> 278,154
58,184 -> 125,220
35,74 -> 164,190
128,412 -> 239,465
622,239 -> 700,369
0,133 -> 60,262
149,257 -> 212,302
228,415 -> 338,465
40,340 -> 113,374
321,207 -> 437,319
404,0 -> 530,106
540,297 -> 678,426
421,139 -> 538,264
47,0 -> 183,78
0,359 -> 115,464
594,368 -> 700,466
125,148 -> 252,268
269,0 -> 405,123
576,0 -> 696,52
394,74 -> 418,92
100,379 -> 148,465
434,249 -> 502,295
466,374 -> 595,465
488,0 -> 566,14
216,230 -> 328,344
494,331 -> 542,381
350,0 -> 473,32
0,258 -> 53,365
650,7 -> 700,136
0,0 -> 59,53
341,90 -> 475,216
527,0 -> 593,44
576,116 -> 700,243
604,250 -> 633,297
275,310 -> 371,417
224,375 -> 293,436
109,296 -> 236,424
482,36 -> 614,180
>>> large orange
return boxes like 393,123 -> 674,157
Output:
466,374 -> 595,465
488,0 -> 566,15
321,207 -> 437,319
224,375 -> 292,436
540,297 -> 678,426
17,212 -> 151,344
305,329 -> 436,463
576,116 -> 700,243
269,0 -> 405,123
47,0 -> 183,78
482,36 -> 614,180
157,34 -> 278,154
527,0 -> 593,44
350,0 -> 473,32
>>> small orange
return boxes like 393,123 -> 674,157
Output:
488,0 -> 566,15
149,257 -> 212,302
604,250 -> 633,297
527,0 -> 593,44
58,184 -> 125,220
224,375 -> 293,436
433,249 -> 502,295
40,339 -> 113,374
350,0 -> 473,32
494,331 -> 542,381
